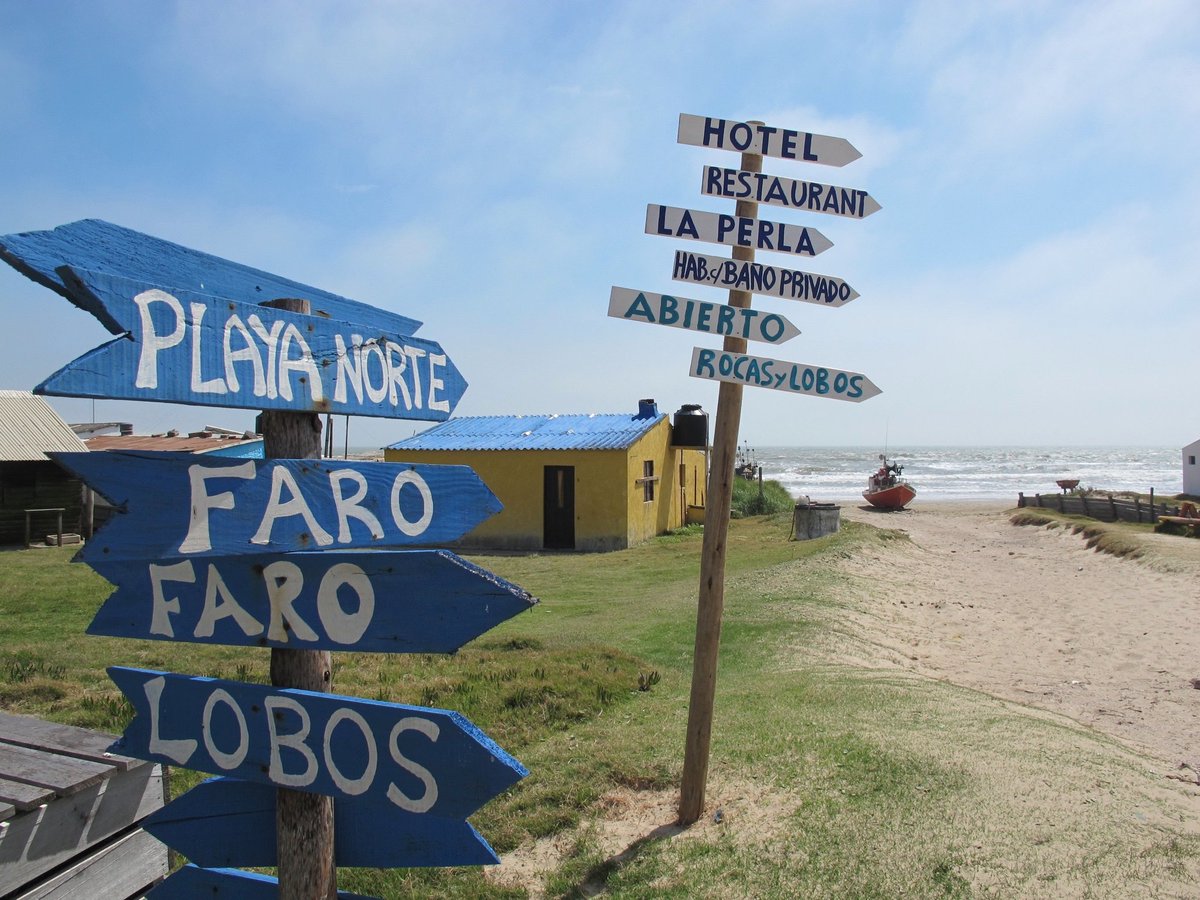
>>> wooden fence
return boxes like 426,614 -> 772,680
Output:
1016,491 -> 1182,524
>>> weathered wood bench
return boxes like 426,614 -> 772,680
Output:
0,711 -> 168,898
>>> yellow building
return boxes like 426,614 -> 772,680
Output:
384,400 -> 708,552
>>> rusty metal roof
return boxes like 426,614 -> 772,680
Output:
0,390 -> 88,461
387,410 -> 664,452
85,433 -> 264,457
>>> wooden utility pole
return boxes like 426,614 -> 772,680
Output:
679,143 -> 763,825
259,298 -> 337,900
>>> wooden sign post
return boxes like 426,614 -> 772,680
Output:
1,220 -> 535,899
678,143 -> 763,826
609,114 -> 878,827
260,296 -> 336,899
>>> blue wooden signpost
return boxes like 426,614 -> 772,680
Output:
0,220 -> 535,898
144,778 -> 503,869
51,451 -> 502,561
35,268 -> 466,420
88,548 -> 535,652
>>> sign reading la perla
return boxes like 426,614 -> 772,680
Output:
51,451 -> 502,562
678,114 -> 862,167
700,167 -> 880,219
646,205 -> 832,258
34,268 -> 465,420
108,667 -> 527,818
608,287 -> 799,344
689,347 -> 880,402
671,250 -> 858,307
87,549 -> 536,653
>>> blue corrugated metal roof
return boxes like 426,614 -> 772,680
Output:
387,410 -> 664,452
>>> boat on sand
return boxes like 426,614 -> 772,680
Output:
863,455 -> 916,510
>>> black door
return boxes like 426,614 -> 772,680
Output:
543,466 -> 575,549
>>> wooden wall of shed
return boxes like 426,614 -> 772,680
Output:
0,461 -> 83,544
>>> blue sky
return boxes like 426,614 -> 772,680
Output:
2,1 -> 1198,448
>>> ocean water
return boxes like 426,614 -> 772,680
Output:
744,446 -> 1183,503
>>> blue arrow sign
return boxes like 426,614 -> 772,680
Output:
144,777 -> 500,868
51,451 -> 502,562
87,549 -> 536,652
147,865 -> 376,899
32,268 -> 465,420
0,218 -> 421,338
108,667 -> 527,817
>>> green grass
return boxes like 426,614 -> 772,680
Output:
730,476 -> 794,517
3,515 -> 1200,897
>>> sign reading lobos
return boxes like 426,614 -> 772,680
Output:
88,549 -> 536,653
35,268 -> 465,420
108,667 -> 527,819
671,250 -> 857,307
52,451 -> 502,562
608,287 -> 799,345
646,204 -> 832,258
689,347 -> 880,403
677,114 -> 862,167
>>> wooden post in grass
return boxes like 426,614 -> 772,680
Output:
679,142 -> 763,825
259,297 -> 337,900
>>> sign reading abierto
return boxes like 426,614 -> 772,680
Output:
608,287 -> 799,344
678,114 -> 862,167
689,347 -> 880,402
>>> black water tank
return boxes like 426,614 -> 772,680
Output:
672,404 -> 708,448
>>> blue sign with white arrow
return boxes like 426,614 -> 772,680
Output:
0,218 -> 422,338
51,451 -> 502,562
33,268 -> 465,420
87,549 -> 536,653
147,865 -> 375,899
144,777 -> 502,869
108,667 -> 527,817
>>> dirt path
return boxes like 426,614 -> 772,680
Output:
833,502 -> 1200,774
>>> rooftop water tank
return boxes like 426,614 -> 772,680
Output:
672,404 -> 708,449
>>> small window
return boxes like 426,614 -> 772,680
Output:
642,460 -> 655,502
1191,455 -> 1197,466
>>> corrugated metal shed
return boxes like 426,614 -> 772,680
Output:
388,410 -> 664,452
0,391 -> 87,461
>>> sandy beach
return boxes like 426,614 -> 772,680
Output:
831,500 -> 1200,774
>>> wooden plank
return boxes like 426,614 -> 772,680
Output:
671,249 -> 858,307
677,114 -> 862,167
12,827 -> 167,900
646,204 -> 832,258
0,743 -> 113,795
689,347 -> 880,402
0,218 -> 422,338
0,776 -> 55,811
0,712 -> 138,771
0,762 -> 164,895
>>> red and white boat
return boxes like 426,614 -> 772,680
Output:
863,455 -> 916,510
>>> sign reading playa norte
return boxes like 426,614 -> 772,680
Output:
609,113 -> 880,403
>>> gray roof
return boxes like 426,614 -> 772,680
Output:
0,391 -> 88,461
